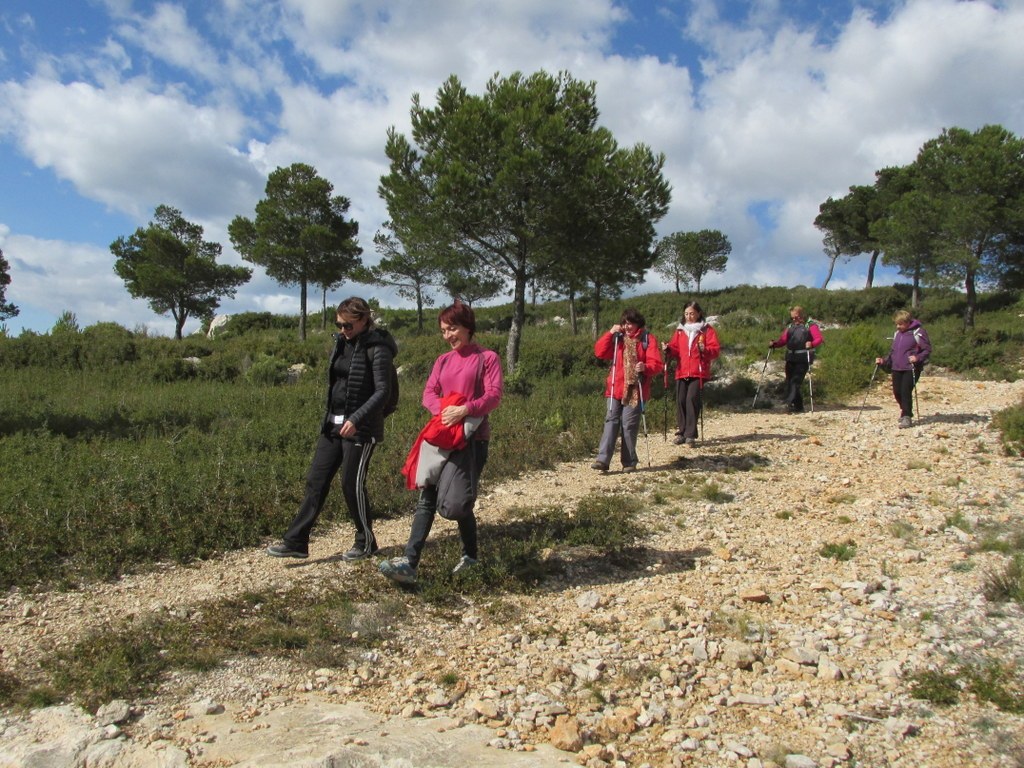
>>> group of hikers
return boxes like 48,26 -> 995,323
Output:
266,296 -> 931,582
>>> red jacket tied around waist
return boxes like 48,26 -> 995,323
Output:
401,392 -> 480,490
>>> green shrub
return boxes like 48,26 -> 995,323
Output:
983,554 -> 1024,605
993,399 -> 1024,456
1,286 -> 1021,592
909,669 -> 961,705
245,355 -> 291,385
964,660 -> 1024,714
819,540 -> 857,561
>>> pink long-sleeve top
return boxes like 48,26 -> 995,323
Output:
422,343 -> 503,441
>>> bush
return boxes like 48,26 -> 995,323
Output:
1,285 -> 1022,591
244,355 -> 291,385
993,399 -> 1024,456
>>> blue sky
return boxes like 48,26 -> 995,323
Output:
2,0 -> 1022,336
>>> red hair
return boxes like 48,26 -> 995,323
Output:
438,301 -> 476,337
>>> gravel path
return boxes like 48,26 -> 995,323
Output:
2,372 -> 1023,767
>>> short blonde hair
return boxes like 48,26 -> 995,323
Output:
790,306 -> 806,322
893,309 -> 913,325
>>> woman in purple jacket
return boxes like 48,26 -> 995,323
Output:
876,310 -> 931,428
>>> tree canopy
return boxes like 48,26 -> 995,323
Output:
0,247 -> 18,322
874,125 -> 1024,326
354,227 -> 444,332
379,70 -> 670,368
111,205 -> 251,339
818,124 -> 1024,324
229,163 -> 362,340
653,230 -> 731,294
814,183 -> 885,289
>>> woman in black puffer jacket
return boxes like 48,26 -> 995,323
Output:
267,296 -> 398,561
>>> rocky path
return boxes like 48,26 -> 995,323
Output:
2,373 -> 1023,767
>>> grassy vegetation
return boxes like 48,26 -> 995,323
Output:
910,661 -> 1024,714
1,285 -> 1022,590
819,539 -> 858,561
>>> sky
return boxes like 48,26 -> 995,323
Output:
1,0 -> 1023,336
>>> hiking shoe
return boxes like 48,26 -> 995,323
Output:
672,435 -> 686,445
267,543 -> 308,559
898,416 -> 913,429
685,438 -> 697,446
590,461 -> 609,471
379,556 -> 417,584
341,543 -> 379,562
452,555 -> 479,575
622,465 -> 637,473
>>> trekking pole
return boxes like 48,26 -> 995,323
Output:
662,359 -> 670,442
697,343 -> 705,442
806,349 -> 814,413
608,333 -> 619,413
854,363 -> 880,423
752,347 -> 773,408
638,379 -> 652,467
699,387 -> 705,441
913,365 -> 921,418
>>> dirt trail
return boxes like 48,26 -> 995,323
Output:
2,372 -> 1023,767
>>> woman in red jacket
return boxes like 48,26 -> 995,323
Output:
662,301 -> 720,445
592,308 -> 664,472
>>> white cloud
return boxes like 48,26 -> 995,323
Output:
0,230 -> 149,333
0,76 -> 261,221
2,0 -> 1024,335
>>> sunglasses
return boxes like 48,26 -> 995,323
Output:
335,321 -> 354,331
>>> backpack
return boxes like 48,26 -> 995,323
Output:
785,321 -> 819,363
369,344 -> 400,417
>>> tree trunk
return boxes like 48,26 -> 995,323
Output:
590,282 -> 603,340
865,250 -> 879,289
415,285 -> 425,332
674,276 -> 680,293
568,290 -> 579,335
964,266 -> 977,328
299,281 -> 308,341
173,309 -> 185,340
821,253 -> 838,289
912,268 -> 921,310
505,266 -> 527,374
321,286 -> 328,330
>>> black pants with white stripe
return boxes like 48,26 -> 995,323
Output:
283,432 -> 376,553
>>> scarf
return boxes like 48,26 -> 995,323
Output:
621,334 -> 640,407
683,321 -> 705,352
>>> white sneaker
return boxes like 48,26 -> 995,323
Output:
452,555 -> 479,575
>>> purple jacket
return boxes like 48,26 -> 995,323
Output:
884,320 -> 931,371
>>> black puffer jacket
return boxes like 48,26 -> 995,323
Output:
320,328 -> 398,442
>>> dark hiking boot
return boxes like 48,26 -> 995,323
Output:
267,543 -> 308,559
341,543 -> 379,561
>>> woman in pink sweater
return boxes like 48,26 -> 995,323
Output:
380,301 -> 503,585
